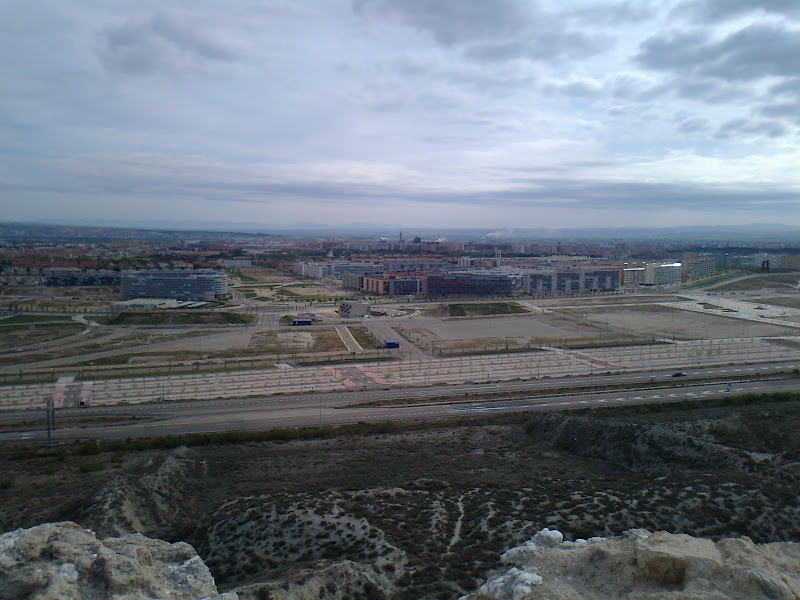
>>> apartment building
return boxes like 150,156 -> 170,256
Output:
644,263 -> 682,286
681,253 -> 715,282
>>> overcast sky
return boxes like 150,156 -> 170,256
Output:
1,0 -> 799,230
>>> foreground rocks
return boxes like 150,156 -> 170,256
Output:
0,522 -> 237,600
462,528 -> 800,600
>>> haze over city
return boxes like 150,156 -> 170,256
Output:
1,0 -> 799,230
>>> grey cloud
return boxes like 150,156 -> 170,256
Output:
8,154 -> 797,216
353,0 -> 529,46
464,31 -> 608,63
675,79 -> 753,104
389,57 -> 536,92
770,77 -> 800,96
677,117 -> 710,133
610,75 -> 658,100
758,102 -> 800,124
674,0 -> 800,23
148,14 -> 237,61
543,79 -> 604,98
677,80 -> 715,99
354,0 -> 610,62
4,1 -> 800,228
98,13 -> 237,75
636,30 -> 709,71
715,118 -> 788,138
637,22 -> 800,82
567,1 -> 657,25
339,57 -> 535,115
492,179 -> 799,212
607,105 -> 638,116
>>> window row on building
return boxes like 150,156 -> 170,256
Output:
293,260 -> 451,280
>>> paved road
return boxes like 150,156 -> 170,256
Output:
335,325 -> 363,353
366,322 -> 428,358
2,363 -> 797,444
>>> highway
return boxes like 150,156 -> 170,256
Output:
1,362 -> 797,444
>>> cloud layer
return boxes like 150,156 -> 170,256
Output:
0,0 -> 798,229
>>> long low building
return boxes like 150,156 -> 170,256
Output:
427,271 -> 519,297
120,269 -> 229,301
525,269 -> 621,294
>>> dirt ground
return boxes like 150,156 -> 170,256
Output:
249,328 -> 346,353
411,313 -> 606,342
249,287 -> 278,299
575,304 -> 798,340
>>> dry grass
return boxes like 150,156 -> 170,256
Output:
0,322 -> 84,350
348,327 -> 384,350
757,296 -> 800,310
710,273 -> 800,291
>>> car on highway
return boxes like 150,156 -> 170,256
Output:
672,372 -> 687,377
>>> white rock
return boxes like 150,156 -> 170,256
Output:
0,521 -> 237,600
463,529 -> 800,600
532,527 -> 563,547
57,563 -> 79,583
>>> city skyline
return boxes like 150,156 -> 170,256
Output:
2,0 -> 799,229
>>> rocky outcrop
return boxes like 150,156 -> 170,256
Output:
0,521 -> 236,600
82,446 -> 205,538
461,528 -> 800,600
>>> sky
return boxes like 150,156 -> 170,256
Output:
1,0 -> 799,230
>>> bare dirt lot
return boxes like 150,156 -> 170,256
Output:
577,304 -> 798,340
394,312 -> 611,352
249,328 -> 346,353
